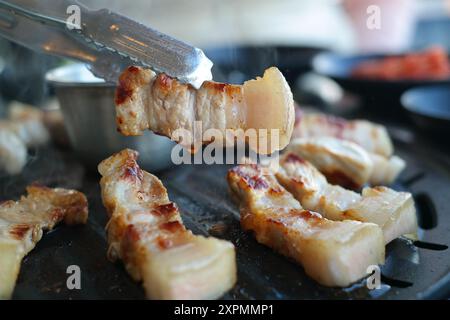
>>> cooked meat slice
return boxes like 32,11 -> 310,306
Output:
98,149 -> 236,300
348,187 -> 417,244
0,185 -> 88,299
293,112 -> 393,157
0,103 -> 51,175
368,153 -> 405,186
286,137 -> 373,189
0,129 -> 27,175
286,137 -> 405,188
276,153 -> 417,244
0,102 -> 50,147
115,66 -> 295,154
227,163 -> 384,287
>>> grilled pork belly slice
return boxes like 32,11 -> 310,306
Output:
98,149 -> 236,300
287,137 -> 373,189
0,102 -> 50,148
369,153 -> 406,186
276,153 -> 417,244
293,112 -> 393,157
0,185 -> 88,299
227,163 -> 384,287
115,66 -> 295,154
287,137 -> 405,188
0,129 -> 27,174
0,103 -> 51,174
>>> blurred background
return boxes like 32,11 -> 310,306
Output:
1,0 -> 450,105
78,0 -> 450,52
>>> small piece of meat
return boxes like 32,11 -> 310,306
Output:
98,149 -> 236,300
0,102 -> 51,175
0,186 -> 88,299
276,152 -> 417,244
293,112 -> 393,157
0,129 -> 27,175
115,66 -> 295,155
368,153 -> 405,186
227,163 -> 384,287
287,137 -> 373,189
1,102 -> 50,148
286,137 -> 405,188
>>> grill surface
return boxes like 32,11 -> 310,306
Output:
1,119 -> 449,300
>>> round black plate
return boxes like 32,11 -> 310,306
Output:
401,85 -> 450,135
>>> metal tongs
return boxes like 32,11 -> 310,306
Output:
0,0 -> 213,88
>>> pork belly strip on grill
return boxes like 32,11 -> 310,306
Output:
0,185 -> 88,299
0,102 -> 50,148
369,153 -> 406,186
227,163 -> 384,287
0,129 -> 27,175
115,66 -> 295,154
0,103 -> 50,174
98,149 -> 236,300
286,137 -> 405,188
293,112 -> 393,157
276,153 -> 417,244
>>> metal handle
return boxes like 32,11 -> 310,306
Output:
80,9 -> 213,87
0,0 -> 90,60
0,0 -> 213,87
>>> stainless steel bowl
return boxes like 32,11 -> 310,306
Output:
45,63 -> 175,171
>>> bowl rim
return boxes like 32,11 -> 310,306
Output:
401,85 -> 450,121
45,63 -> 114,88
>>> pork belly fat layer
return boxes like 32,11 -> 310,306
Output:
287,137 -> 373,189
98,149 -> 237,300
227,164 -> 384,287
277,152 -> 417,244
293,112 -> 393,157
115,66 -> 294,154
287,137 -> 406,188
0,185 -> 88,299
